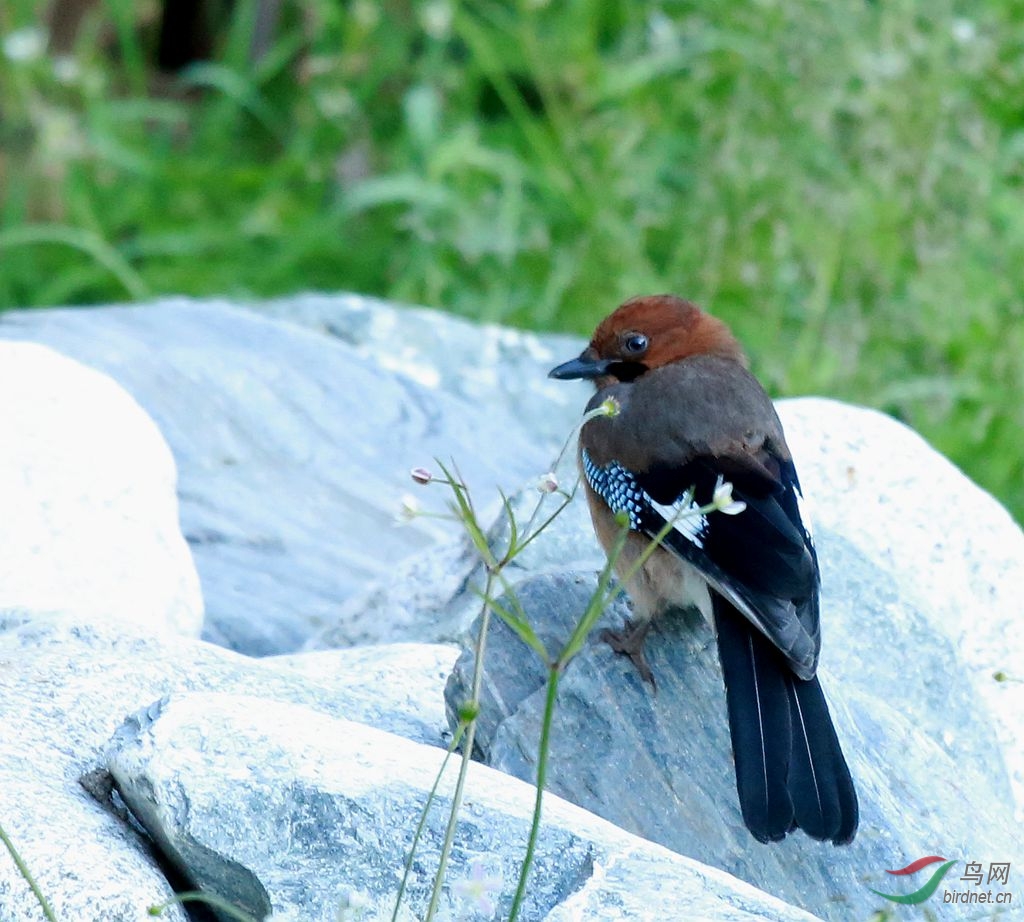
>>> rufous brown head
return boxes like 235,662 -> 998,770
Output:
549,295 -> 745,385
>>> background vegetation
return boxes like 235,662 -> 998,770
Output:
1,0 -> 1021,522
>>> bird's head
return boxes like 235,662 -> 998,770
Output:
549,294 -> 745,386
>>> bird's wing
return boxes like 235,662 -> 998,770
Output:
581,446 -> 821,679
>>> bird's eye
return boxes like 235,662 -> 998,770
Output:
622,333 -> 648,355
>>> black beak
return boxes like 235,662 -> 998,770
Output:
548,351 -> 612,380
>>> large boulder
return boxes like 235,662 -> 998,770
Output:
0,298 -> 572,654
0,615 -> 458,922
105,691 -> 821,922
0,341 -> 202,636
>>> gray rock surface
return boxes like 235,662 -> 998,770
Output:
253,291 -> 589,448
0,616 -> 455,922
0,341 -> 202,637
265,642 -> 460,747
306,529 -> 482,649
106,691 -> 822,922
0,298 -> 570,655
777,399 -> 1024,814
305,475 -> 603,650
442,399 -> 1024,921
446,572 -> 1019,921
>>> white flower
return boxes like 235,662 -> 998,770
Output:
336,889 -> 370,921
3,27 -> 44,63
951,18 -> 976,44
351,0 -> 380,28
579,396 -> 621,432
647,11 -> 679,53
451,856 -> 503,918
396,493 -> 421,524
711,477 -> 747,516
421,0 -> 453,39
52,56 -> 80,84
536,471 -> 558,493
315,88 -> 356,120
36,106 -> 87,167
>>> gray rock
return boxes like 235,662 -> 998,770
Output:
777,399 -> 1024,812
0,341 -> 202,637
305,532 -> 481,649
0,769 -> 189,922
252,291 -> 590,449
105,691 -> 822,922
264,643 -> 460,747
0,616 -> 455,921
0,297 -> 567,655
442,398 -> 1024,921
305,474 -> 604,650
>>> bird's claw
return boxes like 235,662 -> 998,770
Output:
599,621 -> 656,689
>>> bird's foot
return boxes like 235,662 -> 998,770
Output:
599,619 -> 656,689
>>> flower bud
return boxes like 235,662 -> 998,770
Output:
536,472 -> 559,493
410,466 -> 433,485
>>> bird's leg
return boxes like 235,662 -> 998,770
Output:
599,618 -> 656,688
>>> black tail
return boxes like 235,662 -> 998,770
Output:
713,596 -> 858,844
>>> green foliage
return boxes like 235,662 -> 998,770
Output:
1,0 -> 1021,520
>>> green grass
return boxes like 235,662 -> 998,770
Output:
1,0 -> 1022,522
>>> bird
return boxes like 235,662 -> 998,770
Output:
548,294 -> 858,845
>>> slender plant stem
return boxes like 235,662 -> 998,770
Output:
148,891 -> 257,920
515,488 -> 575,558
512,399 -> 610,557
507,665 -> 560,922
0,822 -> 57,922
391,723 -> 467,922
413,414 -> 702,921
424,569 -> 496,921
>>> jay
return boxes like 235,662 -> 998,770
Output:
549,294 -> 858,845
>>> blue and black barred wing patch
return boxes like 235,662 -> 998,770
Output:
582,449 -> 709,549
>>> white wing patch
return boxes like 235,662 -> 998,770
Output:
648,495 -> 707,548
793,481 -> 815,543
